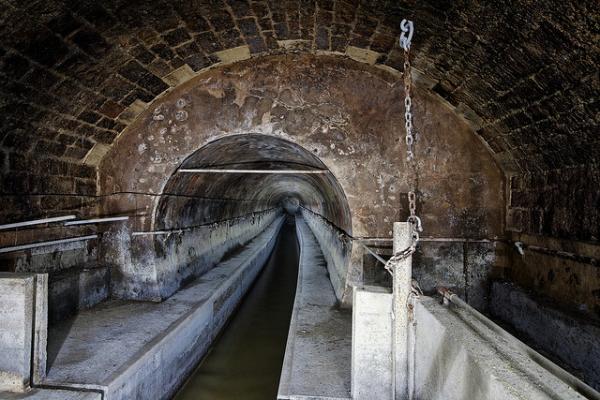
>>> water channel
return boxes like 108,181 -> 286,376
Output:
175,218 -> 299,400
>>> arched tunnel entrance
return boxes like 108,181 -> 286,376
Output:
40,131 -> 357,400
156,133 -> 352,233
156,134 -> 354,399
149,133 -> 353,301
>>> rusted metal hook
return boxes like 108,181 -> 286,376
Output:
400,19 -> 414,51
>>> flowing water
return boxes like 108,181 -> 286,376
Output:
174,218 -> 299,400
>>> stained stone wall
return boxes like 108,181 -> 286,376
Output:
505,165 -> 600,319
0,0 -> 598,318
96,54 -> 504,310
1,0 -> 597,230
98,55 -> 504,240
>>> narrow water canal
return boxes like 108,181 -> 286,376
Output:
174,217 -> 300,400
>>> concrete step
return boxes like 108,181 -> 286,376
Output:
0,388 -> 101,400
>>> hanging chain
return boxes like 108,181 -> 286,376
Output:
401,19 -> 416,162
401,18 -> 423,246
385,19 -> 423,273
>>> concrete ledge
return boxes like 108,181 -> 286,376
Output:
415,296 -> 590,399
0,274 -> 34,392
299,208 -> 352,305
107,208 -> 283,302
32,274 -> 48,385
278,217 -> 351,400
44,217 -> 284,400
490,281 -> 600,391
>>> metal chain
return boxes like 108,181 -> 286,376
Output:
401,19 -> 423,246
404,64 -> 415,161
384,244 -> 417,275
401,19 -> 416,162
386,19 -> 423,274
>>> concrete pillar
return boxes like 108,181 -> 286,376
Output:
0,273 -> 47,392
0,273 -> 34,392
351,286 -> 393,399
393,222 -> 413,400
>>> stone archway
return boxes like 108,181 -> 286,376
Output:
155,133 -> 352,232
98,54 -> 504,240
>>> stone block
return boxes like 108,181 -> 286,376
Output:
214,45 -> 251,64
345,46 -> 380,65
0,273 -> 34,392
116,99 -> 147,125
83,143 -> 110,166
162,64 -> 196,87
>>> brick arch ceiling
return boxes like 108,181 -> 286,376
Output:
0,0 -> 597,178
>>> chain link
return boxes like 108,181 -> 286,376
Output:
384,244 -> 417,275
407,191 -> 422,243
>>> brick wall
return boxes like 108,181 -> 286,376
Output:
508,165 -> 600,241
506,164 -> 600,319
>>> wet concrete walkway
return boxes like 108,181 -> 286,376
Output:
174,218 -> 300,400
278,217 -> 352,400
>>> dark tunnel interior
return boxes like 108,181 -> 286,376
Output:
156,134 -> 353,233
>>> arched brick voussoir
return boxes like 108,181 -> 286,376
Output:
93,42 -> 511,173
97,54 -> 505,240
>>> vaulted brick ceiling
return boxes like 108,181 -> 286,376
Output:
0,0 -> 598,178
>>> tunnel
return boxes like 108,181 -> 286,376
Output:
0,1 -> 598,399
156,134 -> 352,233
150,133 -> 353,301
